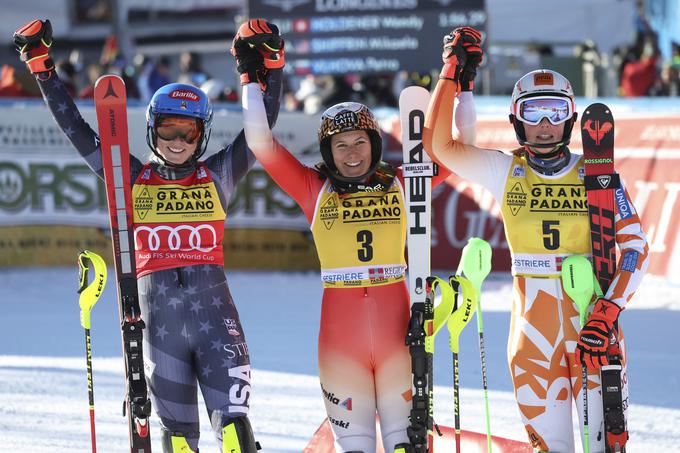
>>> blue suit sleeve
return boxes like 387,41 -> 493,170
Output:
35,71 -> 144,181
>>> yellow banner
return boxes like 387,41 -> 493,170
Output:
0,225 -> 319,270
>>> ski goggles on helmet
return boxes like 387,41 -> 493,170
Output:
155,115 -> 202,144
516,96 -> 574,126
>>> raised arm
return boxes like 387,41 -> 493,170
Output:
423,27 -> 511,199
14,19 -> 143,179
205,67 -> 284,192
242,82 -> 321,220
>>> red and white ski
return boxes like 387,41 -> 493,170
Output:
94,75 -> 152,453
581,102 -> 628,453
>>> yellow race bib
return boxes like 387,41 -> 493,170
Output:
501,154 -> 591,278
311,180 -> 407,287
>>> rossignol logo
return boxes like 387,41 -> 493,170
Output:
583,119 -> 613,145
169,89 -> 200,101
333,110 -> 358,128
583,158 -> 613,164
597,175 -> 611,188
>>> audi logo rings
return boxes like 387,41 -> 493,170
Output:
134,224 -> 218,252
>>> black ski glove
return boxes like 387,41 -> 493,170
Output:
231,19 -> 285,90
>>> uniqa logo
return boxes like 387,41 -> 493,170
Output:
134,224 -> 217,252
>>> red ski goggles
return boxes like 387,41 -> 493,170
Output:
516,96 -> 574,126
155,116 -> 202,144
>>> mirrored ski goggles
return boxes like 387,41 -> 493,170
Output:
155,116 -> 202,144
516,96 -> 574,126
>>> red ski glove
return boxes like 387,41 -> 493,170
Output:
231,19 -> 285,89
575,298 -> 622,369
13,19 -> 54,74
440,26 -> 482,86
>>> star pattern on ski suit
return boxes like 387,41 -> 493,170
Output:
201,364 -> 213,378
155,325 -> 169,341
190,299 -> 203,314
211,339 -> 225,351
156,280 -> 169,297
167,297 -> 182,309
199,321 -> 213,334
211,296 -> 223,308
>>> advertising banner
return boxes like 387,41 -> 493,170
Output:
1,101 -> 679,280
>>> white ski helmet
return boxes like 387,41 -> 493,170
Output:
509,69 -> 577,149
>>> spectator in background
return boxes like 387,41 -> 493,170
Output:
652,63 -> 679,96
55,60 -> 77,97
0,65 -> 38,97
360,73 -> 397,107
134,55 -> 172,102
201,78 -> 238,103
178,51 -> 209,87
322,74 -> 362,107
620,1 -> 660,96
392,70 -> 433,101
77,63 -> 103,98
148,56 -> 171,94
576,39 -> 601,98
294,74 -> 334,114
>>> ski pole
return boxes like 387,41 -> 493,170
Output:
77,250 -> 108,453
447,275 -> 478,453
561,255 -> 595,453
425,276 -> 456,451
457,237 -> 493,452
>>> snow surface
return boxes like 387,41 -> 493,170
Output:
1,268 -> 679,452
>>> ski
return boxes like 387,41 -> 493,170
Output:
400,85 -> 435,452
94,75 -> 153,453
580,103 -> 628,453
